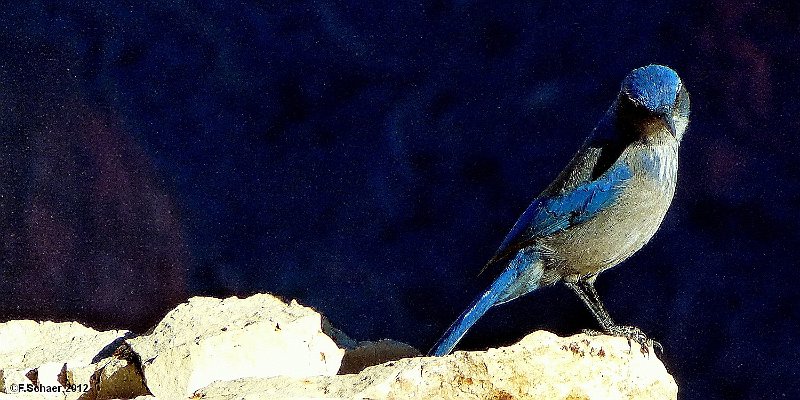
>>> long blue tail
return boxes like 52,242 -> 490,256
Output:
429,250 -> 541,356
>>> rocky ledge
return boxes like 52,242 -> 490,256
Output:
0,294 -> 677,399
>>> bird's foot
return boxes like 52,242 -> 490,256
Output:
582,325 -> 662,356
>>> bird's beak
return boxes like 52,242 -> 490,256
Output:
663,115 -> 677,137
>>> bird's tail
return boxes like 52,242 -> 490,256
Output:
428,251 -> 541,357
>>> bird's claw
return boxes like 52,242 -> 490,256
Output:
582,326 -> 662,356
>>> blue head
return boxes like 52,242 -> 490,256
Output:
619,65 -> 690,141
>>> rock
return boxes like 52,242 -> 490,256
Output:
323,312 -> 422,374
0,295 -> 678,400
0,394 -> 46,399
194,331 -> 677,400
127,294 -> 344,399
339,339 -> 421,374
0,320 -> 131,398
68,342 -> 150,400
321,317 -> 358,350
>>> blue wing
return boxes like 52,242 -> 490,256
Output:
484,161 -> 633,269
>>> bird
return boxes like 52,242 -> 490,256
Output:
429,65 -> 690,357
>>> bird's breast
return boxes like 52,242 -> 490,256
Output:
635,142 -> 679,191
540,141 -> 679,280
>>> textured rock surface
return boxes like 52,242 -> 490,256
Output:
196,330 -> 677,400
339,339 -> 421,375
0,295 -> 678,400
128,294 -> 344,399
69,349 -> 149,400
323,318 -> 422,375
0,320 -> 130,398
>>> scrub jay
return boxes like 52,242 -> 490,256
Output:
430,65 -> 690,356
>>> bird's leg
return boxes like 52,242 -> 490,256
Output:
565,280 -> 615,331
566,279 -> 662,355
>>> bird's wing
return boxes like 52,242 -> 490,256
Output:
480,160 -> 632,274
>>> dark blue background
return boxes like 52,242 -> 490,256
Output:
1,1 -> 798,399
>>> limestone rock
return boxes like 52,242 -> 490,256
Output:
0,320 -> 130,398
128,294 -> 343,399
321,317 -> 358,350
0,394 -> 48,399
323,306 -> 422,374
195,331 -> 677,400
339,339 -> 421,374
68,343 -> 149,400
0,295 -> 678,400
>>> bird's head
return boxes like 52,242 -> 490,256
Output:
619,65 -> 690,142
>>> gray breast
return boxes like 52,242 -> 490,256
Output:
539,141 -> 678,283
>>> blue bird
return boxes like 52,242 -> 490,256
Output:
430,65 -> 690,356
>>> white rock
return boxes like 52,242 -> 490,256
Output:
0,320 -> 129,398
339,339 -> 421,374
128,294 -> 343,399
195,331 -> 678,400
67,349 -> 150,400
